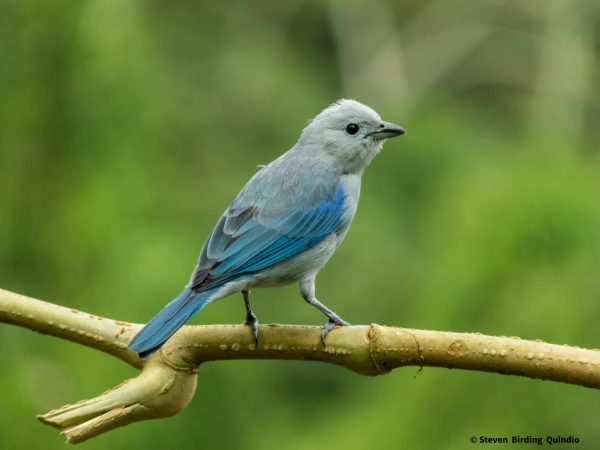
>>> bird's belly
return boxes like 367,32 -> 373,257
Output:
246,233 -> 338,288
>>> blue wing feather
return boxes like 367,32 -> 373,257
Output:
191,184 -> 346,291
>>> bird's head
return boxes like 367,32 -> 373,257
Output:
298,99 -> 405,174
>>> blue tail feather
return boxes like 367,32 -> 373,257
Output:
129,286 -> 213,359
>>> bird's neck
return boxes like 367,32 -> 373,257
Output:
290,140 -> 379,177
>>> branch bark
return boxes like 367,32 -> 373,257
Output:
1,287 -> 599,444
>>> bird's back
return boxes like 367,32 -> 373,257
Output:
232,147 -> 343,219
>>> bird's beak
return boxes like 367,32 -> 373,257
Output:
368,121 -> 406,140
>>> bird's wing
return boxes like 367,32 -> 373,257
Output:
190,183 -> 346,291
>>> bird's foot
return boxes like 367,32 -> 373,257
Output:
243,312 -> 260,346
320,316 -> 350,345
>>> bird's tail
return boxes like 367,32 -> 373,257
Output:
128,285 -> 213,359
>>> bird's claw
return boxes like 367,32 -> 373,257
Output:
244,312 -> 260,346
320,317 -> 350,345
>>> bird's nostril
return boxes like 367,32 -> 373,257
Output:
379,124 -> 385,128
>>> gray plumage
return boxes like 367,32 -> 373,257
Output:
129,99 -> 405,358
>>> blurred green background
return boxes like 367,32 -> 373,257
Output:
1,0 -> 599,448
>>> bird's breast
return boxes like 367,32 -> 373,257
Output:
339,173 -> 361,225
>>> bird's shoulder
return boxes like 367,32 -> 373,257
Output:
232,149 -> 343,217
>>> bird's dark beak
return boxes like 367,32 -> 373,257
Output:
368,121 -> 406,140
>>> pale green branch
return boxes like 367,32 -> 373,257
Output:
1,288 -> 599,444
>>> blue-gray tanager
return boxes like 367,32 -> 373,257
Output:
129,99 -> 405,358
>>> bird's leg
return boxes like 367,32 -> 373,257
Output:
242,289 -> 259,345
300,278 -> 349,345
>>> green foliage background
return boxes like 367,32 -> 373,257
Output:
1,1 -> 599,448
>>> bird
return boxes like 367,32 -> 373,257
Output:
128,99 -> 405,358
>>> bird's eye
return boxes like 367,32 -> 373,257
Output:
345,123 -> 359,135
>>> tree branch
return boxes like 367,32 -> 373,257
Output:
1,288 -> 599,444
0,288 -> 142,369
